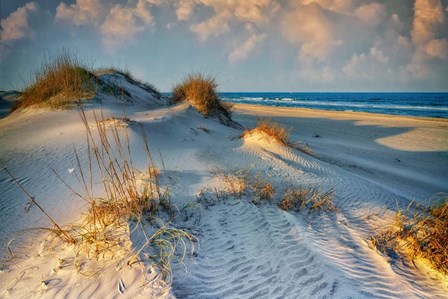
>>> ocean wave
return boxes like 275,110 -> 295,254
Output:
227,97 -> 448,111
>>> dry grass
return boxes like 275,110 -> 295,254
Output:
2,108 -> 194,282
242,118 -> 290,145
13,50 -> 96,111
171,73 -> 232,118
371,194 -> 448,275
248,174 -> 275,204
279,185 -> 336,212
211,168 -> 251,199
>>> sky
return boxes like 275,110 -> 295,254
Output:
1,0 -> 448,92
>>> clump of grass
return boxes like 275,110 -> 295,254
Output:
211,167 -> 251,199
371,194 -> 448,275
171,73 -> 232,119
13,50 -> 96,111
248,174 -> 275,204
242,118 -> 290,145
279,185 -> 336,212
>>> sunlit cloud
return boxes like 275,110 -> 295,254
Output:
282,2 -> 342,62
229,33 -> 266,65
0,2 -> 38,43
355,2 -> 386,26
101,0 -> 154,48
55,0 -> 103,26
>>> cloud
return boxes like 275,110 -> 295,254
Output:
190,10 -> 231,41
411,0 -> 445,45
55,0 -> 103,26
175,0 -> 196,21
187,0 -> 279,40
0,2 -> 38,43
229,33 -> 266,64
343,47 -> 389,78
407,0 -> 447,78
282,3 -> 341,62
301,0 -> 353,13
355,2 -> 386,25
101,0 -> 154,47
424,38 -> 448,60
370,47 -> 389,63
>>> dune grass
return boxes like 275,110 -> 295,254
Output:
171,73 -> 232,118
242,118 -> 290,145
2,108 -> 194,282
13,50 -> 96,111
372,194 -> 448,275
279,185 -> 336,212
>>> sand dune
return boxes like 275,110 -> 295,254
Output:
0,89 -> 447,298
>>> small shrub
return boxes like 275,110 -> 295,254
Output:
279,186 -> 336,212
248,174 -> 275,203
242,118 -> 290,145
171,73 -> 232,118
13,50 -> 96,111
372,194 -> 448,275
211,168 -> 250,199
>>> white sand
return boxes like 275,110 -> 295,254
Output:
1,85 -> 447,298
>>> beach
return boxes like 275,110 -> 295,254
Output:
0,93 -> 447,298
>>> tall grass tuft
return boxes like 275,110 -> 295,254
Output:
13,50 -> 96,111
171,73 -> 232,119
279,185 -> 336,212
242,118 -> 290,145
372,194 -> 448,275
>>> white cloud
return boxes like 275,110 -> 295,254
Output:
301,0 -> 353,13
411,0 -> 445,45
282,3 -> 339,62
355,2 -> 386,26
101,0 -> 154,47
188,0 -> 279,40
190,11 -> 231,41
0,2 -> 37,43
424,38 -> 448,60
55,0 -> 103,26
407,0 -> 447,78
343,47 -> 389,79
370,47 -> 389,63
229,33 -> 266,64
175,0 -> 196,21
395,36 -> 410,49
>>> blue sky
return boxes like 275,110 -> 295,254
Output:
1,0 -> 448,92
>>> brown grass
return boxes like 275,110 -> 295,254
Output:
2,109 -> 194,281
211,168 -> 250,199
371,194 -> 448,275
171,73 -> 232,118
13,50 -> 96,111
248,174 -> 275,204
242,118 -> 290,145
279,185 -> 336,212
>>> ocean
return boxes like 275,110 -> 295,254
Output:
218,92 -> 448,118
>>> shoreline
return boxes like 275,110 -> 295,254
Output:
229,102 -> 448,123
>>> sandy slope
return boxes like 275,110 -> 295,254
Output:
1,94 -> 447,298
